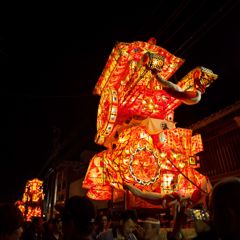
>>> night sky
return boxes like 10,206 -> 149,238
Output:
1,0 -> 240,202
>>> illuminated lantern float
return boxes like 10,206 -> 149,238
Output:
16,178 -> 44,221
82,38 -> 217,210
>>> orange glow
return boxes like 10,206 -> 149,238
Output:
16,178 -> 44,221
82,38 -> 216,208
162,173 -> 174,194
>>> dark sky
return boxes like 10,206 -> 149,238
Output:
1,0 -> 240,202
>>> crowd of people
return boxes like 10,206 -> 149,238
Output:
1,176 -> 240,240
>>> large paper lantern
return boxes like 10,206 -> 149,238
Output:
16,178 -> 44,221
82,38 -> 217,209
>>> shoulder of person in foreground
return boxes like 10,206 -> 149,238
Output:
0,203 -> 24,240
97,228 -> 113,240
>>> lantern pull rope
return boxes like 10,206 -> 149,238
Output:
166,153 -> 208,194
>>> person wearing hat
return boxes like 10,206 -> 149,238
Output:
61,196 -> 96,240
0,203 -> 24,240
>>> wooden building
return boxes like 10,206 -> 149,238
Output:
190,101 -> 240,185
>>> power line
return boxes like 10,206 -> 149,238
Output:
174,0 -> 239,56
161,0 -> 208,47
135,1 -> 165,37
153,0 -> 192,38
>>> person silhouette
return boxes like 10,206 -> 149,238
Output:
209,176 -> 240,240
0,203 -> 24,240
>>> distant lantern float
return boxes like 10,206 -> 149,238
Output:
82,38 -> 217,210
16,178 -> 44,221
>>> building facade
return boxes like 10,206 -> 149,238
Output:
190,101 -> 240,185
